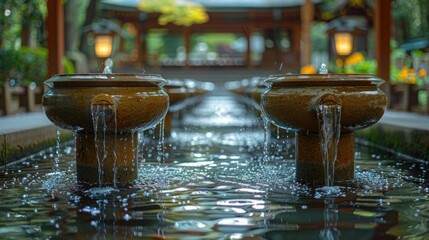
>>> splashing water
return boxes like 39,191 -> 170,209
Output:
103,66 -> 112,74
278,62 -> 284,72
262,112 -> 271,162
53,128 -> 61,173
319,63 -> 328,74
157,118 -> 166,162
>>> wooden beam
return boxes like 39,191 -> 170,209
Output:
47,0 -> 64,76
183,27 -> 190,68
245,25 -> 253,69
301,0 -> 314,66
375,0 -> 391,94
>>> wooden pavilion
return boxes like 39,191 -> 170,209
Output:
99,0 -> 312,72
46,0 -> 391,86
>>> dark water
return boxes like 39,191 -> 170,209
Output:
0,95 -> 428,239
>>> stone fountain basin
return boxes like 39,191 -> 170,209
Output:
164,79 -> 191,112
42,74 -> 169,133
226,77 -> 265,111
262,74 -> 387,132
164,79 -> 213,112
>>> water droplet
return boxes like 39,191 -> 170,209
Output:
90,220 -> 98,227
318,63 -> 328,74
103,65 -> 112,74
123,213 -> 132,221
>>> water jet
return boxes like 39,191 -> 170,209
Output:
261,74 -> 387,185
42,74 -> 169,185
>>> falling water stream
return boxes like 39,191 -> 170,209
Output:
317,104 -> 342,187
91,103 -> 118,188
316,63 -> 342,189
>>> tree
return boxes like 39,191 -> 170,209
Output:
0,0 -> 45,49
137,0 -> 208,26
393,0 -> 429,42
64,0 -> 90,53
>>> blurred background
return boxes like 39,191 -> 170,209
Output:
0,0 -> 428,115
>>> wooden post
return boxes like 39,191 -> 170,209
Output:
47,0 -> 64,77
301,0 -> 314,67
183,27 -> 191,68
137,25 -> 146,67
3,82 -> 13,115
0,83 -> 7,115
375,0 -> 391,98
23,85 -> 38,112
245,25 -> 253,69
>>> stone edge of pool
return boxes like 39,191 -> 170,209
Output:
0,117 -> 72,166
356,110 -> 429,161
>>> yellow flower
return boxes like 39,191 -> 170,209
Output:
418,69 -> 427,78
397,66 -> 410,81
300,65 -> 316,74
345,52 -> 365,66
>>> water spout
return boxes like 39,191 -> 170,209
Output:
92,94 -> 115,106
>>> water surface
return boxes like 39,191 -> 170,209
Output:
0,94 -> 428,239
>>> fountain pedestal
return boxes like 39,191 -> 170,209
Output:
296,131 -> 354,182
261,74 -> 387,185
76,133 -> 138,184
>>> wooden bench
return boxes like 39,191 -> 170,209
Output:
0,82 -> 43,115
410,85 -> 429,114
389,84 -> 416,111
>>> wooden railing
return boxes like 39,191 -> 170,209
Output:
0,82 -> 44,116
390,84 -> 429,114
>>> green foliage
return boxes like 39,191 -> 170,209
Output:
393,0 -> 429,41
0,0 -> 47,49
0,47 -> 75,86
20,47 -> 48,85
63,57 -> 76,74
347,59 -> 377,74
0,47 -> 47,85
0,48 -> 23,82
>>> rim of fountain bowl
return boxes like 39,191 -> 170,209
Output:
164,79 -> 187,89
263,74 -> 385,88
44,73 -> 167,88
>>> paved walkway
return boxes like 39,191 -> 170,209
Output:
0,109 -> 428,135
0,112 -> 53,134
380,110 -> 429,131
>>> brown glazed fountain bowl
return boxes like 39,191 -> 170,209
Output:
163,79 -> 191,134
164,79 -> 190,113
42,74 -> 169,185
261,74 -> 387,184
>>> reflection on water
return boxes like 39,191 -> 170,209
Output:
1,94 -> 428,239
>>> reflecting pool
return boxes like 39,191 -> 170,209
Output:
0,94 -> 428,239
